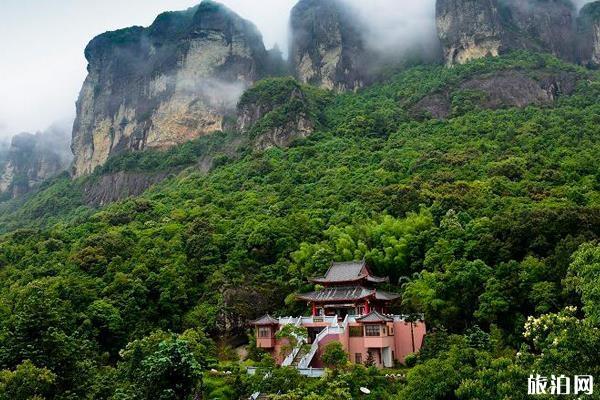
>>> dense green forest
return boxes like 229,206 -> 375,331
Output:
0,52 -> 599,399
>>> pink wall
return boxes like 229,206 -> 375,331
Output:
393,320 -> 426,363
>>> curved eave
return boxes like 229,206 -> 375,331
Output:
296,292 -> 375,302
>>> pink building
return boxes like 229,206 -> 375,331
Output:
252,261 -> 426,369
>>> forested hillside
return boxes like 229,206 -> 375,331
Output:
0,52 -> 599,399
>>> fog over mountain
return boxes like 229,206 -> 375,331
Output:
0,0 -> 596,139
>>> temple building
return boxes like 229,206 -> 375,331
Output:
251,260 -> 426,372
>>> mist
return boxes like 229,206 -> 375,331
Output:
344,0 -> 438,60
0,120 -> 73,165
573,0 -> 596,10
3,0 -> 594,142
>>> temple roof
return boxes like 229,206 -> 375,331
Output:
309,260 -> 389,284
374,291 -> 401,301
356,310 -> 393,323
297,286 -> 374,302
251,314 -> 279,325
297,287 -> 400,303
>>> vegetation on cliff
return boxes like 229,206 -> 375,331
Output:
0,52 -> 599,398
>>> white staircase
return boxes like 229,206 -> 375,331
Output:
281,317 -> 307,367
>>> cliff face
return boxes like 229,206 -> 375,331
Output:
436,0 -> 505,66
289,0 -> 366,91
0,131 -> 71,199
578,1 -> 600,66
72,1 -> 270,177
412,69 -> 579,120
436,0 -> 577,66
236,78 -> 320,150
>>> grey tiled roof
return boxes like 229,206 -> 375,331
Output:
310,260 -> 389,284
374,290 -> 401,301
356,311 -> 393,323
297,286 -> 375,302
251,314 -> 279,325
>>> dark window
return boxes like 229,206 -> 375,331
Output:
365,325 -> 380,337
349,326 -> 364,337
355,353 -> 362,364
258,327 -> 271,338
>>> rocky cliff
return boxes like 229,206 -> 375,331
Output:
0,129 -> 71,199
436,0 -> 505,66
578,1 -> 600,66
437,0 -> 578,65
72,1 -> 272,177
412,68 -> 579,119
236,78 -> 323,150
289,0 -> 366,91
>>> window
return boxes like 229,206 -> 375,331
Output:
349,326 -> 363,337
365,324 -> 380,337
357,306 -> 365,315
258,327 -> 271,338
355,353 -> 362,364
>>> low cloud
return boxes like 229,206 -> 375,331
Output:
345,0 -> 438,59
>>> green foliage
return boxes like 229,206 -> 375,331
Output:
0,52 -> 598,397
321,342 -> 347,370
566,242 -> 600,324
0,360 -> 56,400
239,77 -> 332,138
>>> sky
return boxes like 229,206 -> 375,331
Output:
0,0 -> 297,138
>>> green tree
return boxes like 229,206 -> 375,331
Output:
0,360 -> 56,400
321,342 -> 348,371
566,242 -> 600,324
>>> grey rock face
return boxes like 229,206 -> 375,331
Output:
83,171 -> 170,206
436,0 -> 577,65
236,79 -> 316,150
72,1 -> 271,177
436,0 -> 505,66
0,130 -> 71,199
412,70 -> 578,119
578,1 -> 600,66
289,0 -> 366,91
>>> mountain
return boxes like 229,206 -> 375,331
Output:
0,126 -> 71,200
578,0 -> 600,66
0,52 -> 599,397
289,0 -> 367,91
2,0 -> 600,397
71,1 -> 273,177
67,0 -> 600,182
436,0 -> 578,65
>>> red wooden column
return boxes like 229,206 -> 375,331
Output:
364,301 -> 370,314
312,302 -> 317,316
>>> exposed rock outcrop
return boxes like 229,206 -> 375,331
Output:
436,0 -> 577,66
83,171 -> 170,206
236,78 -> 321,150
289,0 -> 366,91
436,0 -> 505,66
411,70 -> 578,119
578,1 -> 600,66
0,129 -> 71,199
72,1 -> 272,177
